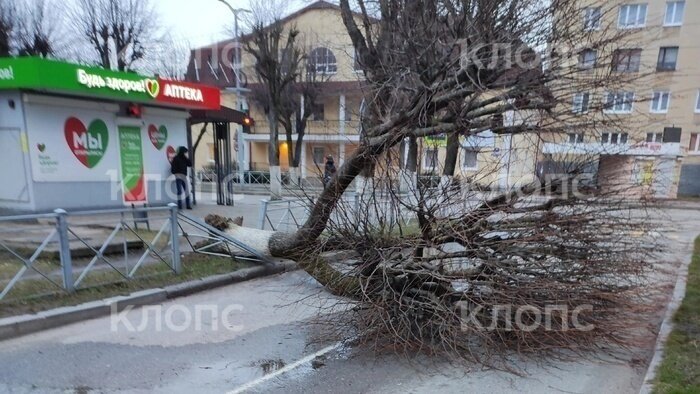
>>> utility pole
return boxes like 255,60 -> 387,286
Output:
218,0 -> 251,184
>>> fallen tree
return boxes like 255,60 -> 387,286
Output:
210,0 -> 662,368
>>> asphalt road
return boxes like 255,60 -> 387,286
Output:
0,207 -> 697,394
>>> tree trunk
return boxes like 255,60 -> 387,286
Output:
268,109 -> 282,199
283,122 -> 299,187
443,132 -> 459,177
440,132 -> 460,194
287,117 -> 307,187
293,118 -> 306,168
218,144 -> 379,295
268,142 -> 376,255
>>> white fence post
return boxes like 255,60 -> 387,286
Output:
168,203 -> 182,274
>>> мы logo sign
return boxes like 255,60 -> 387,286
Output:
64,116 -> 109,169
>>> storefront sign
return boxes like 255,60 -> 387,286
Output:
0,57 -> 220,110
77,68 -> 158,97
118,126 -> 147,204
158,80 -> 220,108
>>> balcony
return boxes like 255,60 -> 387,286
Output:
542,142 -> 683,157
250,120 -> 361,136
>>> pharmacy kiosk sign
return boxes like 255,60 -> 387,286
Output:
118,126 -> 147,204
0,57 -> 220,110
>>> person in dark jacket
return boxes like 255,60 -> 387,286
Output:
323,155 -> 336,186
171,146 -> 192,210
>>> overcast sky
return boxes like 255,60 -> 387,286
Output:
156,0 -> 307,48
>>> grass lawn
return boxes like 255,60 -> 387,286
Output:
653,236 -> 700,393
0,253 -> 252,318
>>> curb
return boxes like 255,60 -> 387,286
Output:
0,260 -> 296,342
638,241 -> 694,393
654,202 -> 700,211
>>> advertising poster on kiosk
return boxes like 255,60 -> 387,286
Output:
118,126 -> 147,204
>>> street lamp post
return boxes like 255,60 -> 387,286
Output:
218,0 -> 251,184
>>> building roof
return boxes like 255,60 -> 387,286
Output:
197,1 -> 369,52
184,0 -> 373,89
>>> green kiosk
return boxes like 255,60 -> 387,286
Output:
0,57 -> 221,213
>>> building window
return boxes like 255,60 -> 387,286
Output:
308,47 -> 337,74
650,91 -> 671,113
657,47 -> 679,71
423,148 -> 438,171
311,103 -> 325,121
618,4 -> 647,28
312,146 -> 325,164
601,132 -> 629,144
583,7 -> 602,31
604,91 -> 635,113
695,90 -> 700,113
612,49 -> 642,72
353,50 -> 363,72
690,133 -> 700,153
646,132 -> 663,143
568,133 -> 584,143
578,49 -> 597,69
572,92 -> 591,113
664,1 -> 685,26
462,149 -> 478,170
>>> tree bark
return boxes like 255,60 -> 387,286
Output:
268,142 -> 378,257
443,132 -> 459,177
440,132 -> 460,194
268,108 -> 282,199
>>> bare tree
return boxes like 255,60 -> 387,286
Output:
0,0 -> 16,56
211,0 -> 660,368
69,0 -> 160,71
14,0 -> 60,57
141,34 -> 191,80
246,19 -> 302,198
279,49 -> 333,186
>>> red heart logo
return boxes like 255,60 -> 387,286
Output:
64,117 -> 109,168
148,124 -> 168,150
166,145 -> 176,162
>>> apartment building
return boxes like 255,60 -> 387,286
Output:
185,0 -> 538,189
543,0 -> 700,198
184,1 -> 365,184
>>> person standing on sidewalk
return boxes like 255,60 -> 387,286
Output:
323,155 -> 337,187
171,146 -> 192,210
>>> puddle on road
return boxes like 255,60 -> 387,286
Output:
221,342 -> 354,389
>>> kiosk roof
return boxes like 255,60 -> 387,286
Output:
0,57 -> 221,111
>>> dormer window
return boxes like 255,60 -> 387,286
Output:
308,47 -> 337,74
